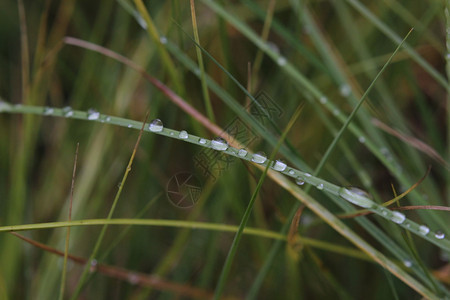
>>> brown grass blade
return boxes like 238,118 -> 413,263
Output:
10,232 -> 215,299
372,118 -> 449,169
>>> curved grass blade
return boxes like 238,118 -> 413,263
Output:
11,232 -> 215,299
345,0 -> 448,91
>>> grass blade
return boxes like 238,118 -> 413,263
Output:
69,114 -> 149,299
214,105 -> 303,299
190,0 -> 215,123
133,0 -> 184,94
58,143 -> 78,300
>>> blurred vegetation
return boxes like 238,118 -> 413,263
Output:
0,0 -> 449,299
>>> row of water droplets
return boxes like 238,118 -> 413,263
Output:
338,187 -> 446,241
38,107 -> 447,244
148,119 -> 344,194
301,86 -> 447,244
149,119 -> 446,242
45,106 -> 111,122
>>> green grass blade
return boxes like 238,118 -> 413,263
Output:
345,0 -> 448,91
58,143 -> 78,300
446,0 -> 450,208
69,115 -> 148,299
247,23 -> 413,300
133,0 -> 185,95
189,0 -> 215,123
315,28 -> 412,174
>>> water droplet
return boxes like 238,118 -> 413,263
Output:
339,84 -> 351,97
316,183 -> 324,190
440,250 -> 449,262
43,107 -> 54,115
288,170 -> 295,175
238,149 -> 248,157
89,259 -> 98,272
380,147 -> 393,161
303,24 -> 312,35
435,230 -> 445,239
382,210 -> 388,216
199,138 -> 207,145
267,41 -> 280,54
347,187 -> 372,199
170,132 -> 174,136
277,56 -> 287,66
296,178 -> 305,186
338,187 -> 374,208
211,137 -> 228,151
333,109 -> 340,116
0,101 -> 11,112
304,173 -> 312,177
179,130 -> 188,139
319,96 -> 328,104
251,152 -> 267,164
58,259 -> 74,271
149,119 -> 163,132
128,273 -> 139,285
446,53 -> 450,60
272,160 -> 287,172
300,214 -> 314,225
136,15 -> 147,29
160,36 -> 168,44
358,136 -> 366,143
87,108 -> 100,120
63,106 -> 73,117
403,260 -> 412,268
391,211 -> 405,224
128,124 -> 133,128
418,225 -> 430,235
105,116 -> 111,122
